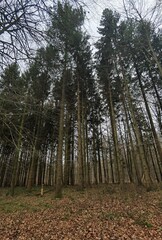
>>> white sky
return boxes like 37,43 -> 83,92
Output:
82,0 -> 161,44
8,0 -> 161,70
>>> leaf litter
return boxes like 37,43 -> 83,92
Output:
0,184 -> 162,239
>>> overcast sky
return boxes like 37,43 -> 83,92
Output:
82,0 -> 161,44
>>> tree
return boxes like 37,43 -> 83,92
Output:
0,62 -> 27,194
95,9 -> 124,185
0,0 -> 51,66
24,47 -> 54,191
48,2 -> 86,197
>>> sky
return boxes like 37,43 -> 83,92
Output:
1,0 -> 159,70
82,0 -> 161,45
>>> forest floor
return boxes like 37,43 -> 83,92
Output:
0,184 -> 162,239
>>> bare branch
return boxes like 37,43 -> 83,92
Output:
0,0 -> 53,67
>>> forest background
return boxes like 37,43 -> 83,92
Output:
0,0 -> 162,198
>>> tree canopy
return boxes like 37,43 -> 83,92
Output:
0,0 -> 162,195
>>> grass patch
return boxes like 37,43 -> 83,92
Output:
0,190 -> 55,213
0,197 -> 54,213
103,186 -> 116,195
135,217 -> 153,228
126,210 -> 153,228
158,201 -> 162,210
100,212 -> 121,221
0,199 -> 30,213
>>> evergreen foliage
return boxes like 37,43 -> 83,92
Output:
0,1 -> 162,194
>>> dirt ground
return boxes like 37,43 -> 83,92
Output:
0,184 -> 162,240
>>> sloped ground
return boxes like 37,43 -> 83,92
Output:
0,184 -> 162,240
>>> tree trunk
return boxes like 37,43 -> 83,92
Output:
77,81 -> 84,190
107,81 -> 123,184
11,102 -> 26,196
55,75 -> 65,198
64,110 -> 71,186
135,66 -> 162,168
125,79 -> 153,189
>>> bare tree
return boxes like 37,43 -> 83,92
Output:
0,0 -> 52,66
